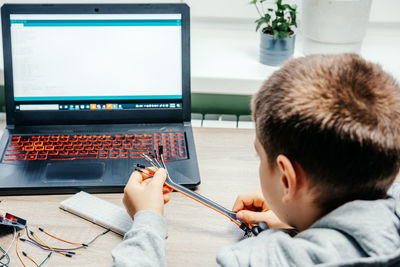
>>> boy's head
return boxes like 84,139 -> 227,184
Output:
252,54 -> 400,228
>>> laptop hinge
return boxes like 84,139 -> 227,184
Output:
183,121 -> 191,127
6,124 -> 15,130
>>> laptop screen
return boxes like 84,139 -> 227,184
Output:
10,13 -> 183,112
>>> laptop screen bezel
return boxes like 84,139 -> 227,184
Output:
1,4 -> 191,126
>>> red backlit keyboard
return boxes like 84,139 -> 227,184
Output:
3,133 -> 187,162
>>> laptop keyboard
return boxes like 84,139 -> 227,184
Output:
3,133 -> 187,162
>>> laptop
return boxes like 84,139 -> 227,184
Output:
0,3 -> 200,195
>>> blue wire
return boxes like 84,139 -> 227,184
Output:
21,239 -> 72,254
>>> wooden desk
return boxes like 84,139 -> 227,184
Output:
0,126 -> 258,267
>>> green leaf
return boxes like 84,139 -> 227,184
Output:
275,11 -> 283,20
264,13 -> 271,23
273,29 -> 279,40
249,0 -> 257,4
255,13 -> 272,32
282,4 -> 295,11
290,14 -> 297,26
279,31 -> 290,38
289,11 -> 297,27
255,19 -> 263,31
255,18 -> 264,24
256,22 -> 262,32
277,23 -> 286,32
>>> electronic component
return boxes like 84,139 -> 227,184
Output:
0,213 -> 26,229
59,191 -> 132,235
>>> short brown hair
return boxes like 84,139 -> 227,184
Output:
252,53 -> 400,212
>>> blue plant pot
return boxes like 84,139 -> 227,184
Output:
260,32 -> 296,66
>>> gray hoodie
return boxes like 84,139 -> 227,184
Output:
112,183 -> 400,266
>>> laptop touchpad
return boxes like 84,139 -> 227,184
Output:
46,162 -> 105,180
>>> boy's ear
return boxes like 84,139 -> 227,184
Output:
276,155 -> 302,203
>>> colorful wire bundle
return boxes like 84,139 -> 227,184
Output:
140,149 -> 251,235
1,218 -> 109,266
23,227 -> 110,253
19,238 -> 74,254
29,230 -> 72,257
14,227 -> 111,266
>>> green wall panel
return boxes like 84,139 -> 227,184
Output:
191,93 -> 252,116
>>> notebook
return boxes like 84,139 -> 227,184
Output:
0,3 -> 200,195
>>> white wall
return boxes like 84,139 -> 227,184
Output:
184,0 -> 400,23
0,0 -> 398,22
369,0 -> 400,23
0,0 -> 398,77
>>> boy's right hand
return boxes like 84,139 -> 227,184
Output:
232,190 -> 290,229
123,168 -> 172,219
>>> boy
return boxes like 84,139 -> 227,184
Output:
112,54 -> 400,266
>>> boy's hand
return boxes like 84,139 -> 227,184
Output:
232,190 -> 290,229
123,168 -> 172,219
232,190 -> 269,225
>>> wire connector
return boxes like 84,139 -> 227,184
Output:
239,223 -> 252,237
251,222 -> 269,236
158,145 -> 163,155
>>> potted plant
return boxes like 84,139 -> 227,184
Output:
302,0 -> 372,55
250,0 -> 297,66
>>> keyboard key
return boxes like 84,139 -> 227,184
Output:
5,133 -> 187,162
24,146 -> 34,151
17,155 -> 27,160
11,136 -> 20,143
37,154 -> 48,160
27,154 -> 37,160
